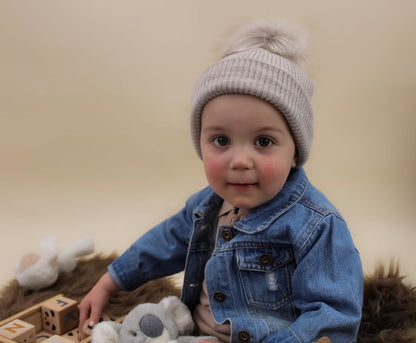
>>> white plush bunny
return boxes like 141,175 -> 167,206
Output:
15,236 -> 94,290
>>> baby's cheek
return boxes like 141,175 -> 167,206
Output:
261,161 -> 280,180
260,160 -> 290,187
203,157 -> 224,184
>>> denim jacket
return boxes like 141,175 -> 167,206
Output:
109,168 -> 363,343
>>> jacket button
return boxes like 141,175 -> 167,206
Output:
213,292 -> 226,303
259,253 -> 273,266
238,330 -> 251,343
221,228 -> 233,241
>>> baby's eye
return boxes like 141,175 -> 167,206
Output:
213,135 -> 230,147
255,136 -> 274,147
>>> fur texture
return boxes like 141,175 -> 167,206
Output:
14,236 -> 94,290
92,321 -> 120,343
358,262 -> 416,343
222,19 -> 308,64
1,256 -> 415,342
0,253 -> 180,320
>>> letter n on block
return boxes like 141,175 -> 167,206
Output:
41,296 -> 79,335
0,319 -> 36,343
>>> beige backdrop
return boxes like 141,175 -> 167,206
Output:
1,0 -> 415,288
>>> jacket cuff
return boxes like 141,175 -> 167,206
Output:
107,249 -> 145,292
107,263 -> 127,291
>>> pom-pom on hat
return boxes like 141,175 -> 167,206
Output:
190,20 -> 314,167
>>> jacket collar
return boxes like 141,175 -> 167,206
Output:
194,167 -> 309,233
236,167 -> 309,233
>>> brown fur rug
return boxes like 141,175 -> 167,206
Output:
358,263 -> 416,343
1,255 -> 415,342
0,253 -> 180,320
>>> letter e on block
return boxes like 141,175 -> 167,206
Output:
0,319 -> 36,343
41,296 -> 79,335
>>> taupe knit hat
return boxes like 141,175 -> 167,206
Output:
190,20 -> 314,167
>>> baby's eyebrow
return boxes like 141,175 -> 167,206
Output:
201,125 -> 286,136
256,126 -> 285,134
201,125 -> 225,132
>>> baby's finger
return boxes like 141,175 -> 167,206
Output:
77,304 -> 90,340
81,318 -> 96,337
88,308 -> 103,329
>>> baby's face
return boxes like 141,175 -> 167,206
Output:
200,94 -> 296,210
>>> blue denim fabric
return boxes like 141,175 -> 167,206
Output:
109,168 -> 363,343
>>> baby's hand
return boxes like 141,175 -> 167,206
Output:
77,272 -> 120,340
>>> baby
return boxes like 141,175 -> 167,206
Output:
79,20 -> 363,343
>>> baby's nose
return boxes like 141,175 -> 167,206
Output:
229,149 -> 254,170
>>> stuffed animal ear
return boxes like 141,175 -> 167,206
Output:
58,236 -> 94,273
14,236 -> 59,290
159,296 -> 195,335
92,321 -> 121,343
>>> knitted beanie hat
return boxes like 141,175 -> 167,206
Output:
190,20 -> 314,167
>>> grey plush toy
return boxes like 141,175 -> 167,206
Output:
91,296 -> 218,343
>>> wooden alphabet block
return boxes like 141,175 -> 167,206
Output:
0,336 -> 15,343
35,331 -> 53,343
20,310 -> 42,334
80,312 -> 110,336
60,328 -> 79,342
42,335 -> 73,343
40,296 -> 78,335
0,319 -> 36,343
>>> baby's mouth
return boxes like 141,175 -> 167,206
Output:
228,182 -> 257,188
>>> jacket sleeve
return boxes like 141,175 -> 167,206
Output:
108,193 -> 199,292
262,214 -> 363,343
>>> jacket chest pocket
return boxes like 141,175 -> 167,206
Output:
236,245 -> 294,309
